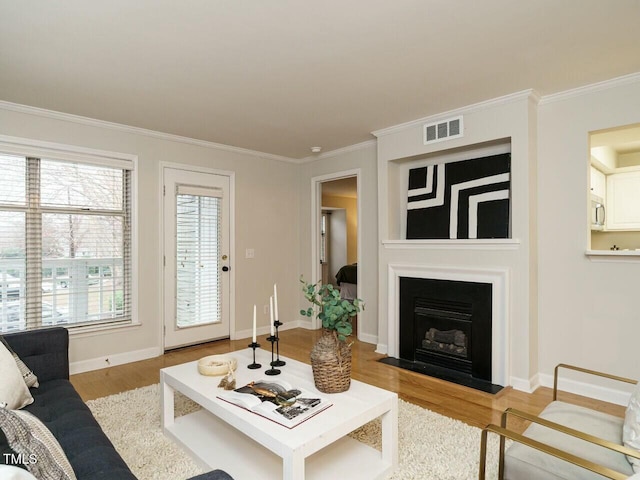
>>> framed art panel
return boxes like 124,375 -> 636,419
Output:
406,153 -> 511,239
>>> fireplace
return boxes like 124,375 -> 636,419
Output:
399,277 -> 492,382
381,265 -> 507,393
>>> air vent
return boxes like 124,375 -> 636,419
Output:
423,115 -> 464,145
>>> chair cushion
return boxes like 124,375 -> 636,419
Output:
623,383 -> 640,473
505,401 -> 634,480
0,342 -> 33,410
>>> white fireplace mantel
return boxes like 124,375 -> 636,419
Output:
387,263 -> 510,386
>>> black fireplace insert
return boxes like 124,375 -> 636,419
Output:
380,276 -> 502,393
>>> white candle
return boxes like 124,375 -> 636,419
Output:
273,283 -> 279,321
269,296 -> 275,336
252,304 -> 257,343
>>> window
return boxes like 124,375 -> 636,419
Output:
0,153 -> 133,332
320,212 -> 328,264
175,187 -> 222,327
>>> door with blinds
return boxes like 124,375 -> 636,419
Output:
163,167 -> 230,349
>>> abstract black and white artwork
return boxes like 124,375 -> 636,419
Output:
406,153 -> 511,239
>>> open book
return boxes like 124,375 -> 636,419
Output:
217,379 -> 332,429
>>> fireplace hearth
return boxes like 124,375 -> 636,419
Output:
380,276 -> 503,393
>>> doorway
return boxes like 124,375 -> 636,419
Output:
163,166 -> 232,349
312,171 -> 360,335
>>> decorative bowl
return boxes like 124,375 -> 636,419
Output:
197,355 -> 238,376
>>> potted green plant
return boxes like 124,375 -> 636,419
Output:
300,277 -> 363,393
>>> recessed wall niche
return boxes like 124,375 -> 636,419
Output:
387,138 -> 512,241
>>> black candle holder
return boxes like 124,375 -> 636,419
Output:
247,342 -> 261,369
264,335 -> 281,375
272,320 -> 286,367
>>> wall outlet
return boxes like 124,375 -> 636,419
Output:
263,304 -> 269,315
245,248 -> 255,259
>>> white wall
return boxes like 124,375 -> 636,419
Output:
326,209 -> 347,285
538,77 -> 640,388
0,105 -> 300,371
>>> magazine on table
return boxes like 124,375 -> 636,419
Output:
217,379 -> 332,428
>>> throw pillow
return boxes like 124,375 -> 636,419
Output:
623,381 -> 640,473
0,336 -> 39,388
0,343 -> 33,410
0,407 -> 76,480
0,465 -> 38,480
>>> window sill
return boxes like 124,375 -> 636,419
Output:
68,321 -> 142,339
585,250 -> 640,262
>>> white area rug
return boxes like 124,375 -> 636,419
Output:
86,384 -> 503,480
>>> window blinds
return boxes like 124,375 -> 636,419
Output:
0,154 -> 132,332
175,185 -> 222,328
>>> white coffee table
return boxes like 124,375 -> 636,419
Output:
160,348 -> 398,480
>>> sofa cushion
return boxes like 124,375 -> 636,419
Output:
0,406 -> 76,480
623,382 -> 640,472
505,400 -> 633,479
24,379 -> 136,480
0,341 -> 33,410
0,336 -> 38,388
2,328 -> 69,383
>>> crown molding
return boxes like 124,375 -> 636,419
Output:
371,90 -> 538,138
299,139 -> 377,164
0,100 -> 298,164
538,71 -> 640,106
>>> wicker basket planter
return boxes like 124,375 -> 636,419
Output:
310,330 -> 352,393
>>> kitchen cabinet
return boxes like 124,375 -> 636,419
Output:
590,166 -> 606,199
606,171 -> 640,230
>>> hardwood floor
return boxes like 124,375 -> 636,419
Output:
70,328 -> 625,433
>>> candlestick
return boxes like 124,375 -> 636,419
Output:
247,342 -> 261,369
269,296 -> 275,337
265,335 -> 280,376
272,285 -> 285,367
252,305 -> 257,343
272,319 -> 285,367
273,283 -> 279,321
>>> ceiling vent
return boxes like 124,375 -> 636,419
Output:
423,116 -> 464,145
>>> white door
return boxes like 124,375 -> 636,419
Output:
163,167 -> 231,349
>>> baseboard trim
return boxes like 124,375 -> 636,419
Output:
509,375 -> 538,393
295,319 -> 315,330
538,373 -> 633,407
70,346 -> 161,375
357,332 -> 378,346
375,343 -> 388,355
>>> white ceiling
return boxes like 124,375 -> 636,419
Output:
1,1 -> 640,160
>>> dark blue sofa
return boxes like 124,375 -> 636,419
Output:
0,327 -> 232,480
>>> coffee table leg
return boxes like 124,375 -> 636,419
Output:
283,452 -> 304,480
381,398 -> 399,469
161,376 -> 175,430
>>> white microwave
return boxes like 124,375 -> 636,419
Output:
591,194 -> 605,230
